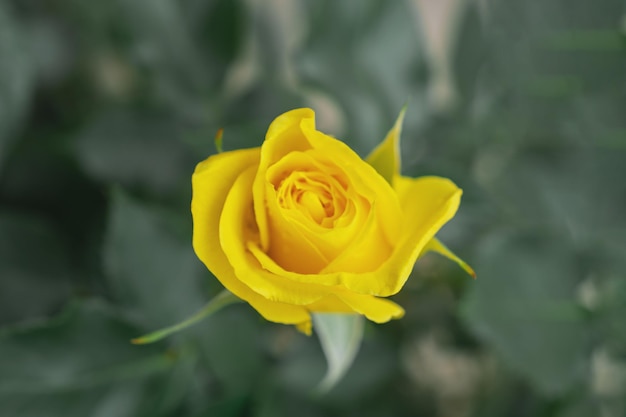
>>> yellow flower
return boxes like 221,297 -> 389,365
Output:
191,108 -> 472,334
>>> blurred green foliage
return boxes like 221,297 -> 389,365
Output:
1,0 -> 625,416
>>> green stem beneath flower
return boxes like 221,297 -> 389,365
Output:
131,290 -> 241,344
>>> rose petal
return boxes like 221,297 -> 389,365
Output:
247,175 -> 462,297
380,175 -> 463,289
253,109 -> 316,250
334,292 -> 405,323
219,164 -> 331,305
256,109 -> 404,275
264,150 -> 369,271
300,116 -> 404,245
191,149 -> 312,329
320,202 -> 393,274
303,293 -> 403,324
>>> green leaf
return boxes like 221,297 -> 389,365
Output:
103,190 -> 207,330
191,395 -> 249,417
0,2 -> 34,170
0,212 -> 72,325
365,105 -> 406,185
482,149 -> 626,246
597,266 -> 626,355
105,191 -> 267,396
114,0 -> 208,94
0,300 -> 176,417
0,143 -> 108,294
461,231 -> 590,395
312,313 -> 365,394
194,306 -> 267,395
192,0 -> 246,68
75,111 -> 195,196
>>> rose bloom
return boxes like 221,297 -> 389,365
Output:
192,108 -> 472,334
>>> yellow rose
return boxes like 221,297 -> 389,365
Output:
191,108 -> 472,334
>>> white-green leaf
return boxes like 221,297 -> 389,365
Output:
312,313 -> 364,394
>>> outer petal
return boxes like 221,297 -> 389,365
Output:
378,176 -> 462,290
219,164 -> 331,305
305,295 -> 357,313
253,109 -> 316,250
191,149 -> 311,330
320,202 -> 392,274
244,175 -> 462,296
304,293 -> 404,324
334,292 -> 405,323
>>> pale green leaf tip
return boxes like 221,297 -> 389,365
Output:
398,102 -> 408,120
395,101 -> 409,132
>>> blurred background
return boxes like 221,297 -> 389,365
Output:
1,0 -> 626,416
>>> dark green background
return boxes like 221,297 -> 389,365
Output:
1,0 -> 625,416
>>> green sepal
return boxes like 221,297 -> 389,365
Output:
425,238 -> 476,278
365,105 -> 407,185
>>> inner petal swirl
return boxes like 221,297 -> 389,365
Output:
276,170 -> 348,228
261,150 -> 371,273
